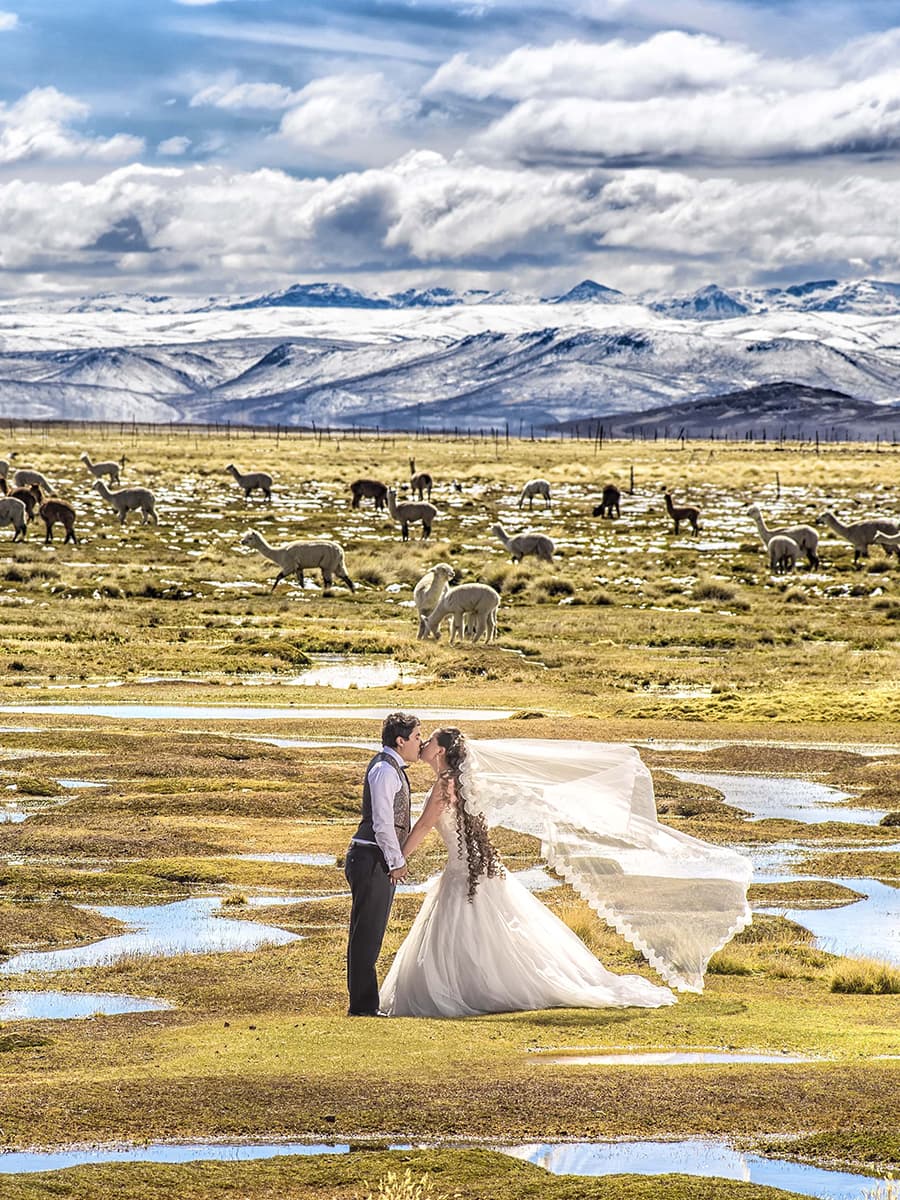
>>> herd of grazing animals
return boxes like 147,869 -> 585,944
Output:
0,449 -> 897,644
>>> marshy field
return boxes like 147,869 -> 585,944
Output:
0,428 -> 898,1199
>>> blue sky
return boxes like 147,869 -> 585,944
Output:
2,0 -> 900,298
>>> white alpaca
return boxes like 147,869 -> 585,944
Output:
226,463 -> 273,501
93,480 -> 157,525
747,503 -> 819,569
820,511 -> 900,563
0,496 -> 27,542
768,534 -> 800,574
13,468 -> 53,494
386,487 -> 438,541
241,529 -> 354,592
518,479 -> 551,509
492,522 -> 554,563
423,583 -> 500,644
80,452 -> 120,484
414,563 -> 455,640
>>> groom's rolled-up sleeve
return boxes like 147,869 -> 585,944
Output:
368,763 -> 406,871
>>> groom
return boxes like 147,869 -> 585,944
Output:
345,711 -> 421,1017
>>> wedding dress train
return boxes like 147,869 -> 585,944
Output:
380,805 -> 676,1018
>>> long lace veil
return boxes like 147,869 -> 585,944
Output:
460,739 -> 752,993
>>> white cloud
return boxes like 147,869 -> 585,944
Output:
0,88 -> 143,165
3,156 -> 900,290
0,12 -> 17,31
276,72 -> 418,151
158,136 -> 191,156
190,80 -> 295,111
477,70 -> 900,164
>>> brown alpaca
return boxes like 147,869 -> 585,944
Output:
665,491 -> 700,535
40,499 -> 78,544
350,478 -> 388,509
409,459 -> 433,501
592,484 -> 621,519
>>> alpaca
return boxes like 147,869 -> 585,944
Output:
13,468 -> 53,494
414,563 -> 455,639
873,531 -> 900,552
518,479 -> 551,509
226,464 -> 272,501
93,480 -> 158,525
820,511 -> 900,563
0,479 -> 42,519
80,452 -> 120,484
350,478 -> 388,510
492,522 -> 554,563
423,583 -> 500,644
409,459 -> 433,502
747,504 -> 819,569
768,534 -> 799,574
40,499 -> 77,545
241,530 -> 354,592
664,492 -> 700,535
592,484 -> 621,519
386,487 -> 437,541
0,496 -> 27,542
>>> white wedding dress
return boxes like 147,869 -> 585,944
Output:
380,802 -> 676,1018
379,739 -> 752,1018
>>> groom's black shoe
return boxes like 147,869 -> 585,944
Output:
347,1009 -> 389,1018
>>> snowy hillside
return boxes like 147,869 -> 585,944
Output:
0,278 -> 899,430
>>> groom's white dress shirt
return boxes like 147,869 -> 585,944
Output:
351,745 -> 406,870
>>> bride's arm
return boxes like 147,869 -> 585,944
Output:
401,781 -> 449,858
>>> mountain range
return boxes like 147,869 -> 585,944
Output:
1,277 -> 899,433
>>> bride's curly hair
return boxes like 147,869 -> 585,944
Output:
435,728 -> 502,901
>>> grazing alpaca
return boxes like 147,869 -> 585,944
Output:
226,464 -> 272,501
414,563 -> 455,640
518,479 -> 551,509
13,468 -> 53,494
409,459 -> 433,502
491,522 -> 555,563
93,480 -> 158,525
592,484 -> 621,519
874,531 -> 900,552
747,504 -> 819,569
350,478 -> 388,510
386,487 -> 437,541
0,479 -> 42,519
423,583 -> 500,644
664,492 -> 700,535
820,511 -> 900,563
40,499 -> 77,545
241,530 -> 354,592
768,534 -> 799,574
80,452 -> 120,484
0,496 -> 27,541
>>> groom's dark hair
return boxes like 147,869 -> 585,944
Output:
382,711 -> 420,749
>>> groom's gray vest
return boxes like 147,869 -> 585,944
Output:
354,751 -> 411,849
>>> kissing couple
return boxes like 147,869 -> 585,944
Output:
344,712 -> 753,1019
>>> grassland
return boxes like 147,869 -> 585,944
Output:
0,430 -> 897,1198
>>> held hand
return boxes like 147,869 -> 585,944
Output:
390,866 -> 408,884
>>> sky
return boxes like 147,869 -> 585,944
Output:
2,0 -> 900,299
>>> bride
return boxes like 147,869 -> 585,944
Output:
379,729 -> 751,1019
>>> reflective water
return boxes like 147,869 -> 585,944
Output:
0,705 -> 515,721
0,1142 -> 351,1174
536,1051 -> 816,1066
0,898 -> 299,975
759,877 -> 900,964
0,991 -> 171,1020
506,1141 -> 885,1198
671,770 -> 885,825
286,656 -> 424,689
637,739 -> 899,757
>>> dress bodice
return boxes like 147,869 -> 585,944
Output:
434,799 -> 466,871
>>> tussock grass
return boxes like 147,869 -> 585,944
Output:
830,960 -> 900,994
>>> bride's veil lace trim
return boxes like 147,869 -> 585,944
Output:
465,738 -> 752,993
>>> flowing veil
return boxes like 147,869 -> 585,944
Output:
460,739 -> 752,993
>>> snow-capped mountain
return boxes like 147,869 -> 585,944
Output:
1,276 -> 900,430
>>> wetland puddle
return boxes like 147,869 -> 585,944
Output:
0,1138 -> 889,1198
0,991 -> 171,1020
671,770 -> 886,825
758,877 -> 900,965
0,898 -> 299,975
0,705 -> 515,721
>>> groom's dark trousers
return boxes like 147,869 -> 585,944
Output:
345,844 -> 394,1015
